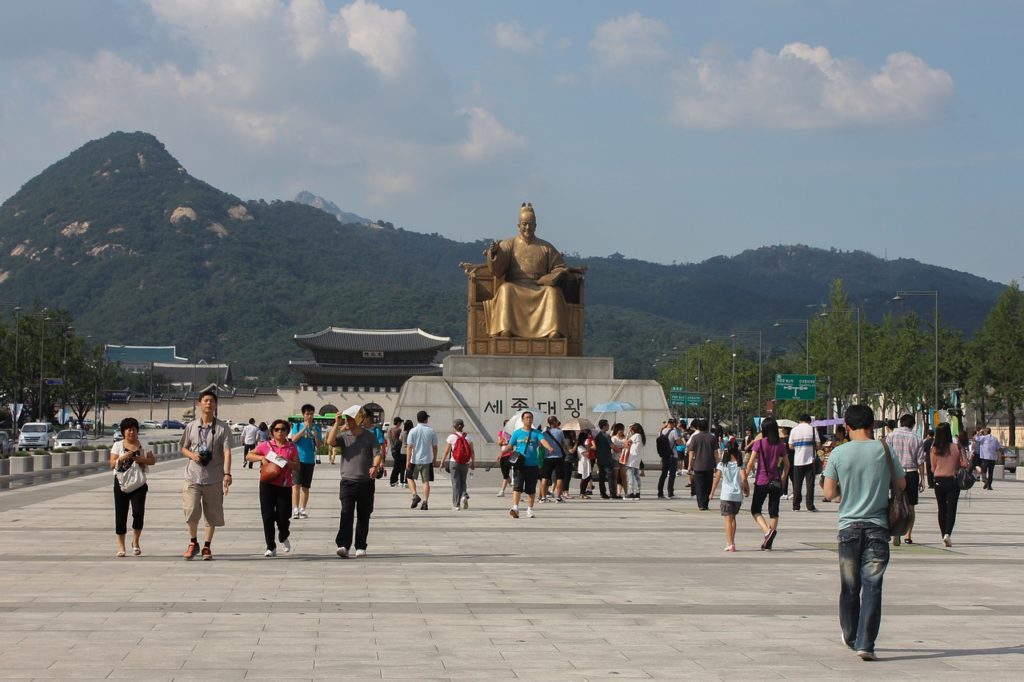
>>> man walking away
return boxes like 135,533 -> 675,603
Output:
788,414 -> 821,512
241,418 -> 259,469
886,414 -> 926,544
406,410 -> 437,511
823,404 -> 906,661
387,418 -> 406,487
687,419 -> 718,510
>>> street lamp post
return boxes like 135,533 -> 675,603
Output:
731,330 -> 763,420
893,290 -> 940,411
37,310 -> 51,421
819,307 -> 861,400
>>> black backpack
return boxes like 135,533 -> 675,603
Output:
656,431 -> 672,457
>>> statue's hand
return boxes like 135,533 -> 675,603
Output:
485,240 -> 500,258
536,273 -> 559,287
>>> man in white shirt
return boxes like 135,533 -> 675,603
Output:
788,414 -> 821,512
241,418 -> 259,469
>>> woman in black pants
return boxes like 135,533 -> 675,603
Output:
247,419 -> 301,557
930,423 -> 970,548
110,418 -> 155,557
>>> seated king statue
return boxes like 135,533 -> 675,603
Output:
484,202 -> 569,338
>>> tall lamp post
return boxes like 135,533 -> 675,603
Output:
37,310 -> 51,421
819,307 -> 861,400
731,330 -> 763,420
893,290 -> 940,411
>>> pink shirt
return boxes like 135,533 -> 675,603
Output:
255,440 -> 299,487
752,440 -> 788,485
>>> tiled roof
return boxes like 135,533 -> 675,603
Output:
288,361 -> 442,377
105,345 -> 188,364
293,328 -> 452,353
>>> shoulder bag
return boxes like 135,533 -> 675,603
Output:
953,444 -> 976,490
883,442 -> 912,536
115,445 -> 147,494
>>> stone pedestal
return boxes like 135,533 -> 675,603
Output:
392,355 -> 668,458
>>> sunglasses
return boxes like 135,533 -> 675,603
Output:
272,427 -> 288,432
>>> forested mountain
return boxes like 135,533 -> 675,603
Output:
0,132 -> 1005,383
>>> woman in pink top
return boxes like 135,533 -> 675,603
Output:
745,418 -> 791,551
930,423 -> 970,547
246,418 -> 300,557
496,420 -> 513,497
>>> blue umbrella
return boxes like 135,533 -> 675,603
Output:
593,401 -> 637,413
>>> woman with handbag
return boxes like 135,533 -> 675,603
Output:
247,419 -> 301,557
930,422 -> 970,547
745,418 -> 791,550
110,417 -> 155,558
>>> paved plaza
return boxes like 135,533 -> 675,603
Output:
1,454 -> 1023,680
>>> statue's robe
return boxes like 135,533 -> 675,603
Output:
485,236 -> 568,338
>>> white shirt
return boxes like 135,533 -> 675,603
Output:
241,423 -> 259,446
788,422 -> 820,467
625,433 -> 644,468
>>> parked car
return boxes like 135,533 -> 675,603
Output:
0,432 -> 13,456
17,422 -> 55,450
54,429 -> 88,449
230,422 -> 246,435
141,420 -> 161,430
161,419 -> 186,429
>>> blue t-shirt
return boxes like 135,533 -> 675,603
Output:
406,423 -> 438,465
542,427 -> 565,459
824,440 -> 904,530
290,422 -> 322,464
510,427 -> 544,467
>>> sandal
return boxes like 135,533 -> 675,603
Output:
132,543 -> 142,556
116,550 -> 126,558
903,538 -> 914,545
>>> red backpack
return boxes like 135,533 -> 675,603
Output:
452,433 -> 472,464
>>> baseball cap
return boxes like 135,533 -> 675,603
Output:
417,410 -> 430,422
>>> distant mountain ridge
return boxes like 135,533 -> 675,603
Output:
0,131 -> 1006,381
293,191 -> 371,226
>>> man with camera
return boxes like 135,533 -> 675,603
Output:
179,389 -> 233,560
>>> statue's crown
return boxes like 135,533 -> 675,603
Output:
519,202 -> 535,222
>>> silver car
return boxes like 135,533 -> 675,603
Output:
54,429 -> 88,449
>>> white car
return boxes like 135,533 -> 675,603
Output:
54,429 -> 88,449
141,420 -> 161,430
17,422 -> 55,450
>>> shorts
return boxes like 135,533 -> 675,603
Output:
720,500 -> 742,516
182,482 -> 225,527
904,471 -> 920,505
512,465 -> 540,495
499,457 -> 512,480
750,483 -> 781,519
294,462 -> 316,488
410,463 -> 433,482
540,457 -> 564,481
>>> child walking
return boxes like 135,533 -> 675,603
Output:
711,439 -> 749,551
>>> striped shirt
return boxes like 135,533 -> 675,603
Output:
788,423 -> 820,466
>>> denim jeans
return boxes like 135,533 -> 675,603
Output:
626,467 -> 641,496
838,523 -> 890,653
658,456 -> 677,496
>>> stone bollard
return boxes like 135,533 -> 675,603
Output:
32,452 -> 52,484
97,448 -> 110,467
86,449 -> 99,464
0,458 -> 9,490
994,464 -> 1004,481
51,451 -> 70,479
9,454 -> 33,487
71,450 -> 85,467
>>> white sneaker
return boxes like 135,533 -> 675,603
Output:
354,549 -> 366,558
452,505 -> 461,511
264,548 -> 276,557
281,539 -> 291,554
526,507 -> 535,518
335,546 -> 349,558
292,508 -> 300,519
298,508 -> 308,519
462,495 -> 469,510
943,534 -> 952,547
496,489 -> 505,497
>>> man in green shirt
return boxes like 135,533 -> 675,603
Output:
824,404 -> 906,661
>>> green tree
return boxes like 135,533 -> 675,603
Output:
974,283 -> 1024,445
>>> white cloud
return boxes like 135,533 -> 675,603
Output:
338,0 -> 416,78
459,107 -> 527,160
670,42 -> 955,130
590,12 -> 671,66
493,21 -> 546,54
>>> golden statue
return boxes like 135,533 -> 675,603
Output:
484,203 -> 569,338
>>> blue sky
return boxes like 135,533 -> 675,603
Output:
1,1 -> 1020,283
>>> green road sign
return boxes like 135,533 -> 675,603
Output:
775,374 -> 817,400
669,390 -> 703,407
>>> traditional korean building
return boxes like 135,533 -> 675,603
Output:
289,328 -> 454,393
105,345 -> 187,373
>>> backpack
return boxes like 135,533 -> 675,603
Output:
452,432 -> 472,464
656,430 -> 672,457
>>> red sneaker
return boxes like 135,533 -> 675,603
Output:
201,546 -> 213,561
183,541 -> 199,560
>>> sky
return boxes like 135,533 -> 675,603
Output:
0,0 -> 1021,283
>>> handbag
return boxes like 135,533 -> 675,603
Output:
116,460 -> 146,493
883,442 -> 912,536
259,446 -> 287,484
813,454 -> 823,475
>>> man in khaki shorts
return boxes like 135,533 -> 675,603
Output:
178,389 -> 232,560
